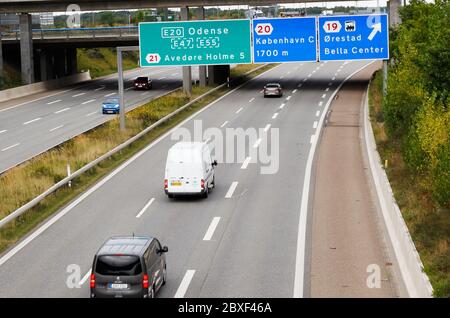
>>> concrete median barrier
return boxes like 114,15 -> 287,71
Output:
0,71 -> 91,103
363,84 -> 433,298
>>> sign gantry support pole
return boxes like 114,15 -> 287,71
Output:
181,6 -> 193,96
117,46 -> 139,131
197,6 -> 207,87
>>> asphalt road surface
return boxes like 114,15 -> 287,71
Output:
0,60 -> 384,297
0,66 -> 199,173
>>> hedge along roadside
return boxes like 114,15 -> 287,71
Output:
0,63 -> 272,231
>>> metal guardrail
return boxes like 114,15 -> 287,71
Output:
1,26 -> 138,40
0,64 -> 268,229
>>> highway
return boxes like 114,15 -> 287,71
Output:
0,60 -> 382,297
0,66 -> 199,174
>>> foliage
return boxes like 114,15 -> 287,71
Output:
382,0 -> 450,207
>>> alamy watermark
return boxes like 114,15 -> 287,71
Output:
171,120 -> 280,174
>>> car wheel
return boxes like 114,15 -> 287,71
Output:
149,285 -> 155,298
202,185 -> 209,199
212,176 -> 215,189
162,265 -> 167,286
168,193 -> 174,199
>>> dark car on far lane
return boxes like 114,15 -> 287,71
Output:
134,76 -> 153,90
90,236 -> 168,298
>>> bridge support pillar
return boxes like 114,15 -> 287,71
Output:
196,6 -> 207,87
210,65 -> 230,85
67,48 -> 78,75
181,6 -> 192,96
388,0 -> 402,26
39,50 -> 48,81
0,33 -> 3,85
54,48 -> 66,78
19,13 -> 34,84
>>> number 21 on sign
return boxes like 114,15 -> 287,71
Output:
145,53 -> 161,64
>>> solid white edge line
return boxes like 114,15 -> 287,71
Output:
174,270 -> 196,298
293,60 -> 376,298
0,63 -> 283,269
79,268 -> 92,286
136,198 -> 155,218
203,217 -> 221,241
225,181 -> 238,199
240,157 -> 251,169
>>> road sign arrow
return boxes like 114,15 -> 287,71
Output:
368,22 -> 382,41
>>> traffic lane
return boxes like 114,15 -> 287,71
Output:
186,66 -> 346,298
184,60 -> 374,297
2,60 -> 360,296
0,77 -> 185,172
0,97 -> 248,297
0,63 -> 295,297
0,82 -> 181,172
0,66 -> 184,131
310,62 -> 399,297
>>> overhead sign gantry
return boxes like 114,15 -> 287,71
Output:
138,14 -> 389,66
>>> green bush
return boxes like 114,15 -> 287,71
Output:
433,140 -> 450,207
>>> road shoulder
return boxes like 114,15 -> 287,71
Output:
309,62 -> 401,297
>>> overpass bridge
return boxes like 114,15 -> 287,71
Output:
0,0 -> 402,86
1,26 -> 139,81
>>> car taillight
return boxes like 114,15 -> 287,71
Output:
201,179 -> 205,189
164,179 -> 168,189
90,274 -> 96,289
143,274 -> 149,289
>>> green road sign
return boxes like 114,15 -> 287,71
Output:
139,19 -> 252,67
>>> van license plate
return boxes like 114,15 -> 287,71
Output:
171,181 -> 182,186
109,283 -> 128,289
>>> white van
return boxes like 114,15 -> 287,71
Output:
164,142 -> 217,199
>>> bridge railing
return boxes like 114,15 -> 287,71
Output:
1,26 -> 139,40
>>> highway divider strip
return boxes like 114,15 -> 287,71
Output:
363,83 -> 433,297
0,64 -> 269,230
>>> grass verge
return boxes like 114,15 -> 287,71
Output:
368,71 -> 450,297
0,63 -> 276,255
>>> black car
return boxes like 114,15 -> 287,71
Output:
90,236 -> 168,298
134,77 -> 153,90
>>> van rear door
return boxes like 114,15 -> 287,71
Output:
93,255 -> 144,297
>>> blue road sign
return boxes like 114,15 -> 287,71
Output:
318,14 -> 389,61
253,17 -> 317,63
